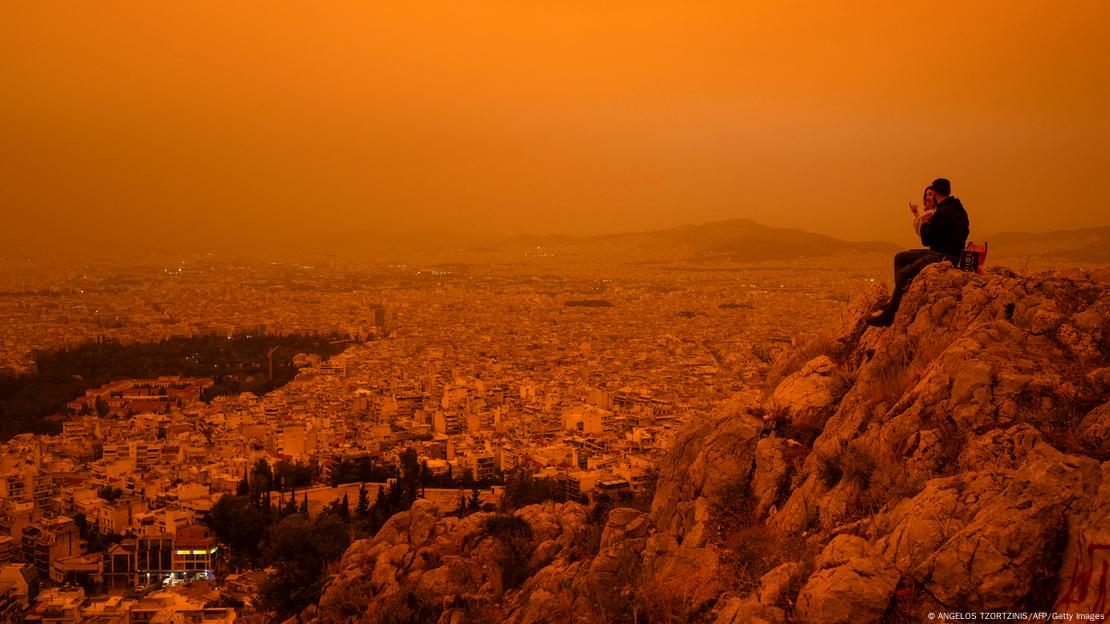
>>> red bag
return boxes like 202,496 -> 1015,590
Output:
959,241 -> 988,273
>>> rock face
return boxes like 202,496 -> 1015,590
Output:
765,355 -> 843,430
297,264 -> 1110,623
795,539 -> 899,624
307,500 -> 594,624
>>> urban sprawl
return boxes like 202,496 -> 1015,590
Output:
0,251 -> 878,622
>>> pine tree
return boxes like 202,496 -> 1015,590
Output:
387,479 -> 403,510
252,458 -> 273,493
284,486 -> 298,515
468,485 -> 481,513
301,492 -> 309,515
369,485 -> 389,527
340,492 -> 350,517
355,484 -> 370,516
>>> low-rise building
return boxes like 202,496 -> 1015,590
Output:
23,586 -> 84,624
127,591 -> 235,624
103,525 -> 215,590
171,525 -> 217,582
0,563 -> 38,619
0,537 -> 14,564
50,552 -> 101,585
20,517 -> 79,578
0,580 -> 20,624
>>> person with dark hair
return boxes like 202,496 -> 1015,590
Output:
912,185 -> 937,236
867,177 -> 970,327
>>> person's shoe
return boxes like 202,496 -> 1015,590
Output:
866,309 -> 894,327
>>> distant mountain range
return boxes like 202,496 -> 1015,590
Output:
986,225 -> 1110,262
38,219 -> 1105,264
499,219 -> 898,262
498,219 -> 1110,264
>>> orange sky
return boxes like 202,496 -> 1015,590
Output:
3,2 -> 1109,256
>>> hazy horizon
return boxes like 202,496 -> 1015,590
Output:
4,2 -> 1110,259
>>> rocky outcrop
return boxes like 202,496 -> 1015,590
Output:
307,500 -> 591,623
651,395 -> 764,548
765,355 -> 843,430
778,265 -> 1108,621
647,264 -> 1110,623
297,264 -> 1110,623
795,535 -> 898,624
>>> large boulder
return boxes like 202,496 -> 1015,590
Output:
752,436 -> 795,516
1079,400 -> 1110,450
794,550 -> 898,624
651,394 -> 765,546
713,596 -> 786,624
765,355 -> 843,430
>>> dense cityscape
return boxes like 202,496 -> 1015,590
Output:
0,248 -> 882,622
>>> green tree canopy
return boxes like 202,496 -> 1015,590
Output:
258,513 -> 351,618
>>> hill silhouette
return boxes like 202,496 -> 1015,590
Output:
989,224 -> 1110,262
501,218 -> 898,261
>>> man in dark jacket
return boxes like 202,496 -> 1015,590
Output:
867,178 -> 970,327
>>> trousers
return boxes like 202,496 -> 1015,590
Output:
890,249 -> 950,310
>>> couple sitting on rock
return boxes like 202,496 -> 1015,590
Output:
867,177 -> 970,327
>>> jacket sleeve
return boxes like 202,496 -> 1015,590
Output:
913,211 -> 930,237
920,206 -> 956,248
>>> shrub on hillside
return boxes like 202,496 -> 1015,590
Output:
480,514 -> 536,591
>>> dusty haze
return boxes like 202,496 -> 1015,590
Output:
3,2 -> 1109,258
